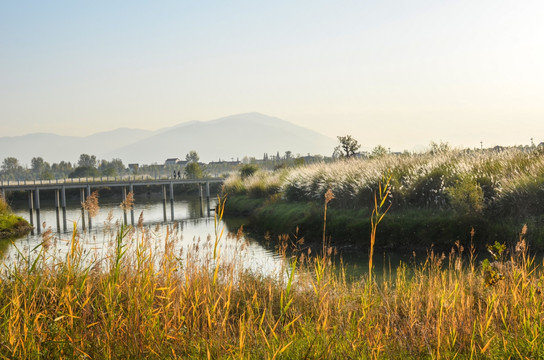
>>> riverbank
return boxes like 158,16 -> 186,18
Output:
0,196 -> 32,239
222,147 -> 544,251
224,194 -> 532,251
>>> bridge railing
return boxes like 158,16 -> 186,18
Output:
0,174 -> 224,187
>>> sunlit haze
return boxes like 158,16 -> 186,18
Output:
1,1 -> 543,151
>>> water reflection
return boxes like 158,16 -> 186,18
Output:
4,198 -> 285,277
5,197 -> 448,281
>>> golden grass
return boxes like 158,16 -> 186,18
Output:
0,200 -> 543,358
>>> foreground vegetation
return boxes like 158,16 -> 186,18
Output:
223,145 -> 544,250
1,197 -> 543,358
0,195 -> 32,239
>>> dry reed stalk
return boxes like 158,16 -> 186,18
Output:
369,175 -> 392,279
82,190 -> 100,218
120,191 -> 134,212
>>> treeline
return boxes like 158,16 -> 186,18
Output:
1,150 -> 328,182
0,154 -> 130,180
1,154 -> 193,181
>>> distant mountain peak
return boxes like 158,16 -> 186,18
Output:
0,113 -> 336,165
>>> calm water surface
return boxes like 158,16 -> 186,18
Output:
5,197 -> 434,281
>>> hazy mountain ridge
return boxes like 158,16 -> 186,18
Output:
1,113 -> 336,166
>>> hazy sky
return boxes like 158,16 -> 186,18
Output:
1,1 -> 543,151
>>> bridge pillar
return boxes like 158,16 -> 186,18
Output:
61,186 -> 67,232
87,185 -> 92,230
55,189 -> 61,233
80,188 -> 86,231
169,182 -> 174,221
122,187 -> 128,225
35,188 -> 41,235
28,190 -> 34,235
199,183 -> 203,217
162,185 -> 167,222
129,184 -> 134,225
205,181 -> 211,217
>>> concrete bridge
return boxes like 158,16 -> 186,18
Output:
0,176 -> 224,235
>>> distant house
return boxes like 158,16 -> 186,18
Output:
353,151 -> 370,159
164,158 -> 181,166
208,160 -> 241,166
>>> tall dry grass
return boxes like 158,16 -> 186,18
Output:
1,197 -> 543,358
223,147 -> 544,215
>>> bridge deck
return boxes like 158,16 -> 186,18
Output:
0,177 -> 224,191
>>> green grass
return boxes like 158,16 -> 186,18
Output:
0,196 -> 32,240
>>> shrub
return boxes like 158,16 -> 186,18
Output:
239,164 -> 259,179
447,177 -> 484,214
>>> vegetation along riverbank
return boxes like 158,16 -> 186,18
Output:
1,196 -> 543,358
0,195 -> 32,239
222,145 -> 544,251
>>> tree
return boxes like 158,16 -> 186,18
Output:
285,151 -> 292,160
335,135 -> 361,158
1,157 -> 22,173
51,161 -> 73,178
184,162 -> 203,179
31,157 -> 50,175
186,150 -> 199,163
99,158 -> 125,177
78,154 -> 97,168
370,145 -> 388,158
1,157 -> 24,179
240,164 -> 259,179
429,141 -> 451,155
69,166 -> 99,178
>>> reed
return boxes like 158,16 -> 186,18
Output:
0,198 -> 543,358
223,147 -> 544,249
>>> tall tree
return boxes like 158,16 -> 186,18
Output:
335,135 -> 361,158
285,150 -> 292,160
78,154 -> 97,168
185,150 -> 199,163
1,157 -> 24,180
31,157 -> 50,174
184,162 -> 203,179
2,157 -> 22,173
371,145 -> 388,158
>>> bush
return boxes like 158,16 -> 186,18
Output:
239,164 -> 259,179
447,177 -> 484,214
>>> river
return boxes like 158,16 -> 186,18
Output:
5,196 -> 429,281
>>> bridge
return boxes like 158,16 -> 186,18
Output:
0,176 -> 224,235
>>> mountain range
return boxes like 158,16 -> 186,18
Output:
0,113 -> 337,165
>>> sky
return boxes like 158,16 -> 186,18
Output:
1,0 -> 543,151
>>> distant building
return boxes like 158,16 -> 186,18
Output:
353,151 -> 370,159
208,160 -> 241,166
164,158 -> 181,166
128,163 -> 139,172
